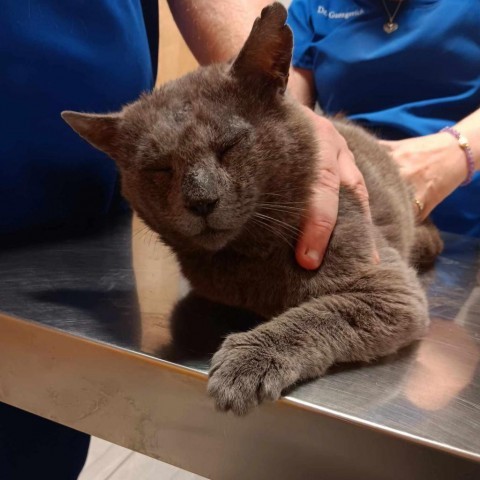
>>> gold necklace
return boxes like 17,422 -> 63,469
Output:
380,0 -> 405,34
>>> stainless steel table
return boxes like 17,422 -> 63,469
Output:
1,214 -> 479,479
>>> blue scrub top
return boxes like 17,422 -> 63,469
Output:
0,1 -> 155,235
288,0 -> 480,237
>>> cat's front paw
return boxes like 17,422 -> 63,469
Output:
207,332 -> 298,415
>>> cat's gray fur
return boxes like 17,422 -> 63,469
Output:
62,3 -> 442,415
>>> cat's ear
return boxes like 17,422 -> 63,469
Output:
231,2 -> 293,95
61,111 -> 123,159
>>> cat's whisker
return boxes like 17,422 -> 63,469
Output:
133,225 -> 150,240
152,236 -> 161,258
250,217 -> 296,248
140,228 -> 151,244
261,193 -> 307,200
253,212 -> 302,237
262,187 -> 310,197
147,229 -> 156,249
259,201 -> 307,207
259,199 -> 308,206
253,219 -> 301,243
250,216 -> 286,240
258,204 -> 307,214
252,223 -> 294,249
262,185 -> 309,193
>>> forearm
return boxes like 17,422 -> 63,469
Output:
288,67 -> 316,108
167,0 -> 269,64
168,1 -> 317,105
453,107 -> 480,171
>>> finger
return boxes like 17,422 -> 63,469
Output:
295,167 -> 339,270
412,188 -> 431,222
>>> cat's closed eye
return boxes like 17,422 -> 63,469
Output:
217,130 -> 251,162
218,141 -> 240,161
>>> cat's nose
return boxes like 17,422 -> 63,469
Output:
186,198 -> 219,217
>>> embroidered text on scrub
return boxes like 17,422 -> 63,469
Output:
317,5 -> 365,20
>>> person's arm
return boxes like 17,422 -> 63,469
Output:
380,107 -> 480,220
168,1 -> 374,269
167,0 -> 268,64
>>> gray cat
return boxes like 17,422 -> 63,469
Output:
62,3 -> 442,415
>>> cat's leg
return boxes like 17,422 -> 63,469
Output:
207,249 -> 429,415
410,218 -> 444,271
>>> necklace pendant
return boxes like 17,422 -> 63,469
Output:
383,22 -> 398,34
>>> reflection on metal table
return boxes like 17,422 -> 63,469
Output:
1,213 -> 479,479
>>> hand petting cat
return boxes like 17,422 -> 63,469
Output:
379,106 -> 480,220
295,108 -> 376,269
287,68 -> 377,269
379,134 -> 468,220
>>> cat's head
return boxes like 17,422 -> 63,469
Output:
62,3 -> 313,252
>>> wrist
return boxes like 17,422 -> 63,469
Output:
439,126 -> 475,185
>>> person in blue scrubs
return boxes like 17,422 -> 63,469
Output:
287,0 -> 480,236
1,1 -> 158,478
1,2 -> 157,238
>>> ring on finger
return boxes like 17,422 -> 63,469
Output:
414,198 -> 424,215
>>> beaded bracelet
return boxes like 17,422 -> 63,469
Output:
440,126 -> 475,186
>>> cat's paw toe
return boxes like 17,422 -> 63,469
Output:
207,333 -> 294,415
207,370 -> 260,415
256,368 -> 287,402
